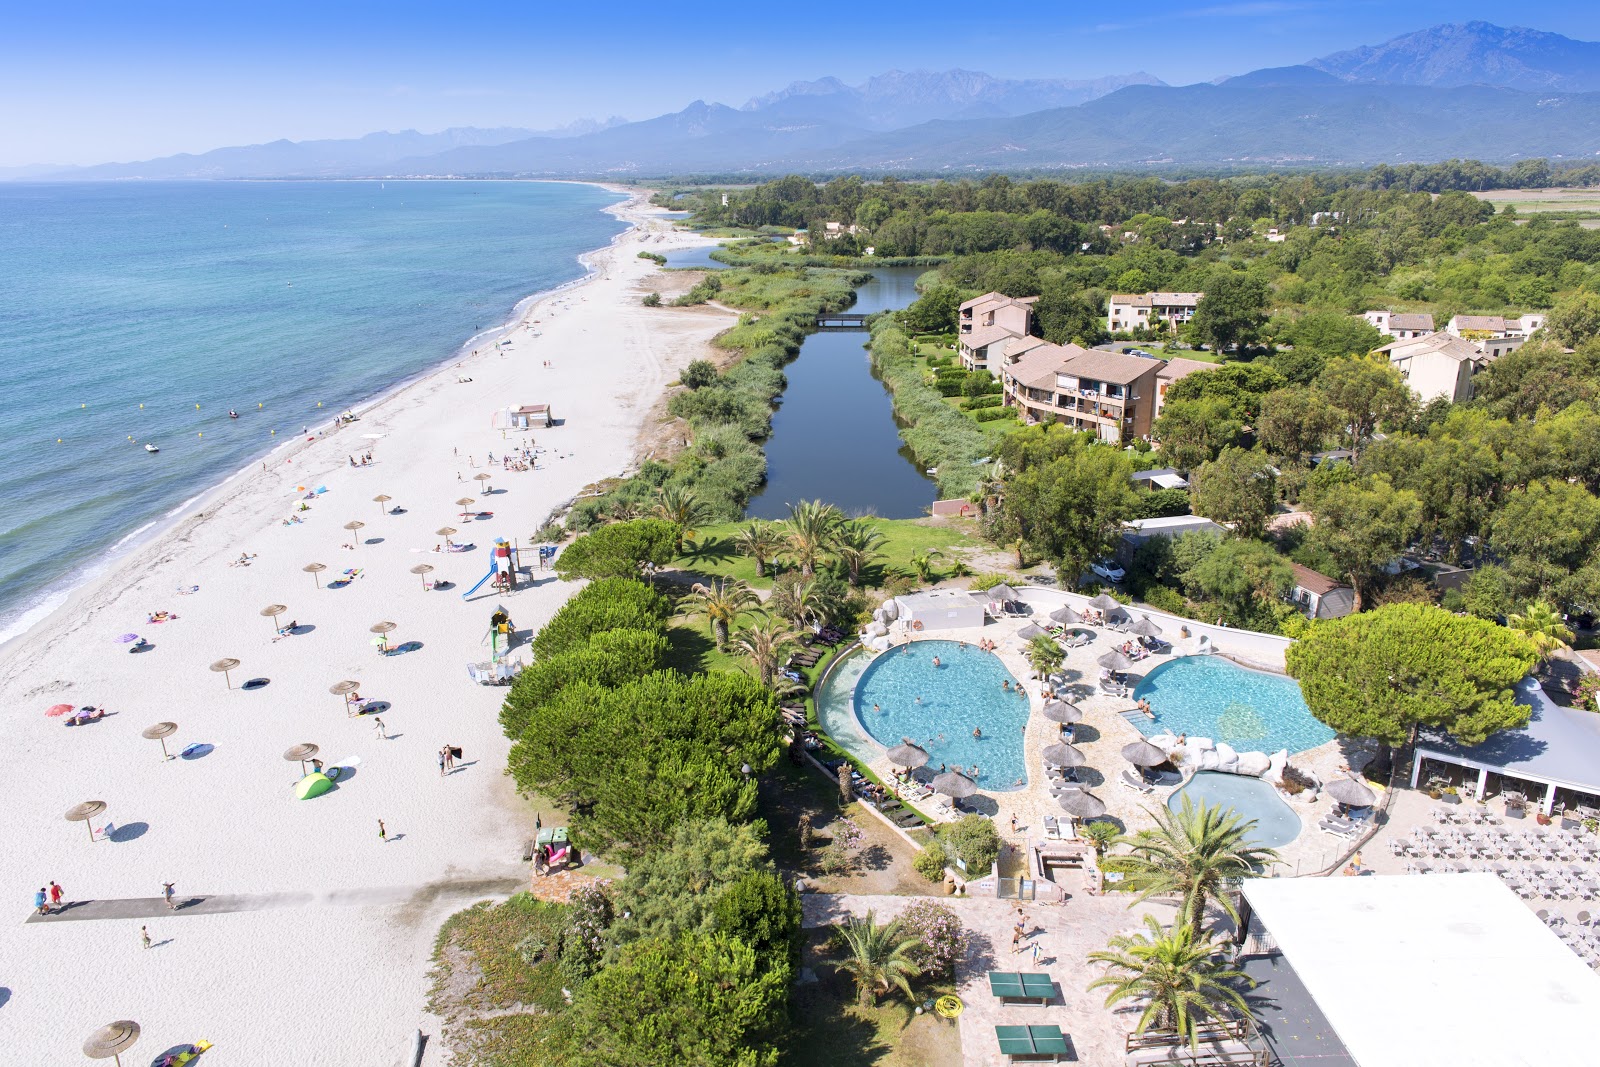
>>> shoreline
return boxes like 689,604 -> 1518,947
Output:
0,180 -> 641,657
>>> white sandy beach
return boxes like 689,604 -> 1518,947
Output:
0,189 -> 731,1065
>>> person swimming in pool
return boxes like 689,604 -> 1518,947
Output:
872,703 -> 881,713
932,656 -> 941,667
972,727 -> 982,739
1002,680 -> 1011,691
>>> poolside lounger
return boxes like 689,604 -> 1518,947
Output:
1043,815 -> 1061,839
1120,769 -> 1154,794
1319,817 -> 1359,839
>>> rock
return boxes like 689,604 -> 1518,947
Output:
867,636 -> 890,652
1198,749 -> 1220,771
1214,742 -> 1239,773
1236,751 -> 1271,777
1189,736 -> 1215,751
794,966 -> 820,985
865,621 -> 888,638
871,608 -> 886,625
881,599 -> 899,622
1265,749 -> 1289,784
1149,731 -> 1179,750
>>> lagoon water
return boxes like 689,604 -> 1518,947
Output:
0,180 -> 625,641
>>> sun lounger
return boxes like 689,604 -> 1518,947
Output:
1120,769 -> 1154,793
1043,815 -> 1062,839
1319,816 -> 1359,839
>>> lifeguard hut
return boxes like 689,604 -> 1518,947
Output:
497,404 -> 553,430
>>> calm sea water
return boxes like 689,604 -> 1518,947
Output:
0,180 -> 625,642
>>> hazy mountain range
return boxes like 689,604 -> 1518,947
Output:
18,22 -> 1600,180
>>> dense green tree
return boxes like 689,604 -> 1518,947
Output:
1281,310 -> 1383,360
1184,538 -> 1294,625
1473,341 -> 1600,421
1458,564 -> 1520,620
533,577 -> 670,660
1088,917 -> 1254,1049
900,284 -> 963,334
833,912 -> 923,1008
1190,271 -> 1268,353
1188,448 -> 1277,537
1161,362 -> 1285,423
710,869 -> 803,973
1152,397 -> 1244,472
1314,354 -> 1414,457
500,627 -> 667,738
554,520 -> 680,582
1256,386 -> 1337,463
1490,478 -> 1600,607
1115,798 -> 1280,939
998,437 -> 1138,579
609,818 -> 775,949
1545,291 -> 1600,349
1285,603 -> 1538,770
1302,474 -> 1421,612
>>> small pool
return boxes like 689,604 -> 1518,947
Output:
1133,657 -> 1333,755
815,640 -> 1030,791
1169,772 -> 1302,848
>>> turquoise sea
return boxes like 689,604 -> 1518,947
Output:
0,180 -> 626,642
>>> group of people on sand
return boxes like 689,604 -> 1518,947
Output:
146,610 -> 176,624
347,452 -> 374,467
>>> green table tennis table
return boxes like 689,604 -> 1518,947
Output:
987,971 -> 1056,1005
994,1024 -> 1071,1062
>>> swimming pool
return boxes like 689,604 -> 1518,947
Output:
1133,656 -> 1333,755
814,640 -> 1030,791
1169,772 -> 1303,848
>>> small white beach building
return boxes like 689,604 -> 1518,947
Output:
892,589 -> 985,632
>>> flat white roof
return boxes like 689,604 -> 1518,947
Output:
1242,874 -> 1600,1066
1123,515 -> 1227,533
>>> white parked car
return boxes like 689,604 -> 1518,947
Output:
1091,559 -> 1126,583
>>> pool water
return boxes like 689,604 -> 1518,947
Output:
817,640 -> 1030,791
1169,772 -> 1303,848
1133,657 -> 1333,755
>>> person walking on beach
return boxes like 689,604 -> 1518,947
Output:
162,882 -> 176,910
378,819 -> 387,843
49,881 -> 63,909
438,748 -> 447,777
34,888 -> 49,916
372,717 -> 386,740
141,925 -> 152,950
444,745 -> 457,773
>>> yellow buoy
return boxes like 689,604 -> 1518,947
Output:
81,403 -> 86,409
258,402 -> 263,408
198,432 -> 203,437
139,403 -> 144,409
317,402 -> 323,407
196,403 -> 201,409
57,438 -> 62,443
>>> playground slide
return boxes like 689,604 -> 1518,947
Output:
461,558 -> 499,598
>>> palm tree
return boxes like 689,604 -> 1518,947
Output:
1087,915 -> 1254,1048
908,549 -> 943,583
1116,797 -> 1280,939
731,615 -> 801,688
833,911 -> 923,1008
1507,601 -> 1573,662
1026,634 -> 1065,678
653,485 -> 710,556
786,500 -> 842,578
681,578 -> 759,650
834,519 -> 886,587
734,521 -> 786,579
769,577 -> 821,631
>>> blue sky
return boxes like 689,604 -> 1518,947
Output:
1,1 -> 1595,166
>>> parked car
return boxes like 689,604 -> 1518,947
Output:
1091,559 -> 1126,583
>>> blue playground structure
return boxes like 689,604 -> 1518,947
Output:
462,538 -> 520,599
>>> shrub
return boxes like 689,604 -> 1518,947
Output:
961,393 -> 1004,411
680,359 -> 719,390
500,627 -> 668,739
1280,765 -> 1316,795
637,250 -> 667,265
967,572 -> 1017,593
897,899 -> 966,978
1139,584 -> 1191,617
641,292 -> 662,307
533,520 -> 567,543
554,519 -> 679,581
532,577 -> 669,660
913,840 -> 949,882
961,370 -> 995,398
973,406 -> 1016,422
940,814 -> 1001,873
1132,487 -> 1191,519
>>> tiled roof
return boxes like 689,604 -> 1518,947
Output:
1156,357 -> 1215,383
1380,333 -> 1480,363
1291,563 -> 1347,596
1452,315 -> 1507,333
1060,348 -> 1161,386
1388,313 -> 1434,331
962,324 -> 1023,350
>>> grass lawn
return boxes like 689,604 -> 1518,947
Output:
676,517 -> 981,592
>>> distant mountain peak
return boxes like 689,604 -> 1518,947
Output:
1310,21 -> 1600,93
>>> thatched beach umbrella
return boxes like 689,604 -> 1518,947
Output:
1097,649 -> 1134,672
260,604 -> 287,632
410,563 -> 435,590
141,721 -> 178,760
1325,777 -> 1377,808
65,800 -> 107,843
343,519 -> 366,547
83,1019 -> 140,1065
329,679 -> 360,711
474,472 -> 493,494
436,526 -> 457,546
210,657 -> 240,689
1129,616 -> 1163,638
1122,739 -> 1168,768
1016,622 -> 1048,641
1040,699 -> 1083,724
370,620 -> 396,635
284,742 -> 320,776
1048,605 -> 1080,625
373,493 -> 392,517
1042,742 -> 1086,768
932,770 -> 977,799
886,741 -> 930,770
1089,593 -> 1120,613
1056,789 -> 1107,820
303,562 -> 327,588
986,582 -> 1019,601
456,496 -> 477,518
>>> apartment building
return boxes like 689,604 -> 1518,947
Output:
1153,357 -> 1215,417
998,342 -> 1161,444
1363,310 -> 1435,340
1106,292 -> 1203,334
1380,333 -> 1488,404
957,292 -> 1040,371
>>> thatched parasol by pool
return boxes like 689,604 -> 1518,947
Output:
141,721 -> 178,759
329,679 -> 360,710
985,582 -> 1019,602
886,741 -> 930,770
1056,789 -> 1107,821
260,603 -> 287,632
1040,699 -> 1083,724
1016,622 -> 1048,641
1048,604 -> 1081,625
1042,742 -> 1087,768
932,770 -> 977,799
284,742 -> 320,776
210,657 -> 240,689
1128,615 -> 1163,638
1097,649 -> 1134,672
1089,593 -> 1121,613
1122,739 -> 1169,768
303,562 -> 327,588
65,800 -> 107,843
82,1019 -> 140,1065
410,563 -> 435,590
373,493 -> 393,517
343,519 -> 366,547
1325,776 -> 1377,808
474,472 -> 493,494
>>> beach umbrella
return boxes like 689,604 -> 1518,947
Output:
294,771 -> 333,800
65,800 -> 107,843
1042,742 -> 1086,768
82,1020 -> 140,1065
1040,699 -> 1083,724
343,520 -> 366,547
1122,739 -> 1168,768
931,770 -> 977,799
284,742 -> 320,776
115,633 -> 141,645
1089,593 -> 1120,613
1129,616 -> 1163,638
329,679 -> 360,711
370,621 -> 396,635
456,496 -> 477,518
886,741 -> 930,770
1016,622 -> 1048,641
141,721 -> 178,759
373,493 -> 392,517
1326,777 -> 1377,808
260,604 -> 287,632
436,526 -> 457,546
210,657 -> 240,689
474,472 -> 493,494
1048,605 -> 1080,625
46,703 -> 73,718
304,562 -> 327,588
1056,789 -> 1107,820
986,582 -> 1019,601
1097,649 -> 1134,672
410,563 -> 435,590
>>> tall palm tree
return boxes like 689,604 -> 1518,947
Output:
908,549 -> 943,583
834,519 -> 886,587
653,485 -> 709,556
1026,634 -> 1065,678
731,615 -> 801,688
681,578 -> 759,650
734,521 -> 786,578
786,500 -> 842,578
1116,797 -> 1280,939
833,911 -> 923,1008
1507,601 -> 1573,662
1087,915 -> 1254,1048
770,577 -> 821,631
